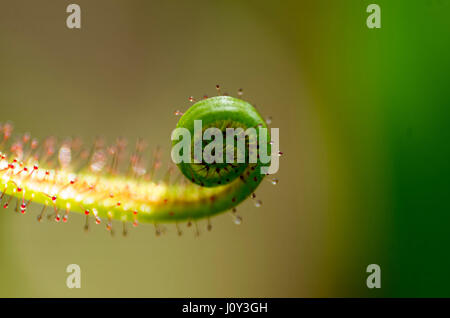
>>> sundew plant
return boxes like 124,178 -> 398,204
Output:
0,88 -> 280,236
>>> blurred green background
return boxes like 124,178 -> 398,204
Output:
0,0 -> 449,297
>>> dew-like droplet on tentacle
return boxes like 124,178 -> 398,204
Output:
84,214 -> 90,232
194,221 -> 200,237
154,224 -> 161,237
4,195 -> 13,210
132,210 -> 138,227
106,212 -> 113,232
84,215 -> 89,233
176,222 -> 182,236
207,218 -> 212,231
122,221 -> 128,237
37,205 -> 47,222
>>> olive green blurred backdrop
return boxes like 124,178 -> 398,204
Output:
0,0 -> 449,297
